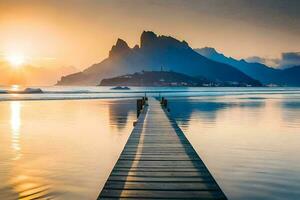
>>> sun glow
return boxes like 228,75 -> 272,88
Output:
11,85 -> 20,91
6,53 -> 25,67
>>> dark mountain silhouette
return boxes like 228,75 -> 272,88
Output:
57,31 -> 261,86
195,47 -> 300,86
278,66 -> 300,86
100,71 -> 214,87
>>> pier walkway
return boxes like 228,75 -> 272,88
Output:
98,98 -> 227,199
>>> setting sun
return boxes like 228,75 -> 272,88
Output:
6,53 -> 25,67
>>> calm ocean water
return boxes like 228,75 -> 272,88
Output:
0,99 -> 136,199
168,94 -> 300,200
0,86 -> 300,199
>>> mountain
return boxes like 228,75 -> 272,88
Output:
278,66 -> 300,86
57,31 -> 261,86
195,47 -> 279,84
99,71 -> 213,87
195,47 -> 300,86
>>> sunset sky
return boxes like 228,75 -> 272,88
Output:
0,0 -> 300,85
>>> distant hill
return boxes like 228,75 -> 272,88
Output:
195,47 -> 300,86
278,66 -> 300,86
99,71 -> 212,87
57,31 -> 261,86
100,70 -> 261,87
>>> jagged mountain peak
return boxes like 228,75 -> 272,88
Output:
200,47 -> 218,53
240,59 -> 247,63
195,47 -> 223,57
109,38 -> 131,58
140,31 -> 190,50
116,38 -> 129,47
133,44 -> 139,50
140,31 -> 158,48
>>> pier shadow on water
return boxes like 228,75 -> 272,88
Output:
98,104 -> 146,199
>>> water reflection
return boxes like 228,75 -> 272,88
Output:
10,175 -> 52,200
0,99 -> 136,200
281,101 -> 300,110
169,96 -> 300,200
108,99 -> 135,130
10,101 -> 21,160
169,98 -> 265,126
280,101 -> 300,127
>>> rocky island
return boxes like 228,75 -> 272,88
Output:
99,70 -> 260,87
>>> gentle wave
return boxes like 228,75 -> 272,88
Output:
1,87 -> 300,101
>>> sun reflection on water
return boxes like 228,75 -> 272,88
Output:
10,101 -> 22,160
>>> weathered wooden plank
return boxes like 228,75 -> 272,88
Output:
110,171 -> 210,177
107,176 -> 213,182
118,158 -> 200,161
100,189 -> 226,199
120,152 -> 198,155
123,147 -> 195,151
122,148 -> 195,152
119,154 -> 199,158
115,161 -> 204,168
98,98 -> 227,200
112,168 -> 206,172
113,166 -> 206,171
127,139 -> 186,142
103,181 -> 219,191
124,145 -> 187,148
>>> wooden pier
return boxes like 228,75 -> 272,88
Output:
98,98 -> 227,199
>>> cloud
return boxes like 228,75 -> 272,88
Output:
246,52 -> 300,68
246,56 -> 267,64
245,56 -> 280,67
280,52 -> 300,68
